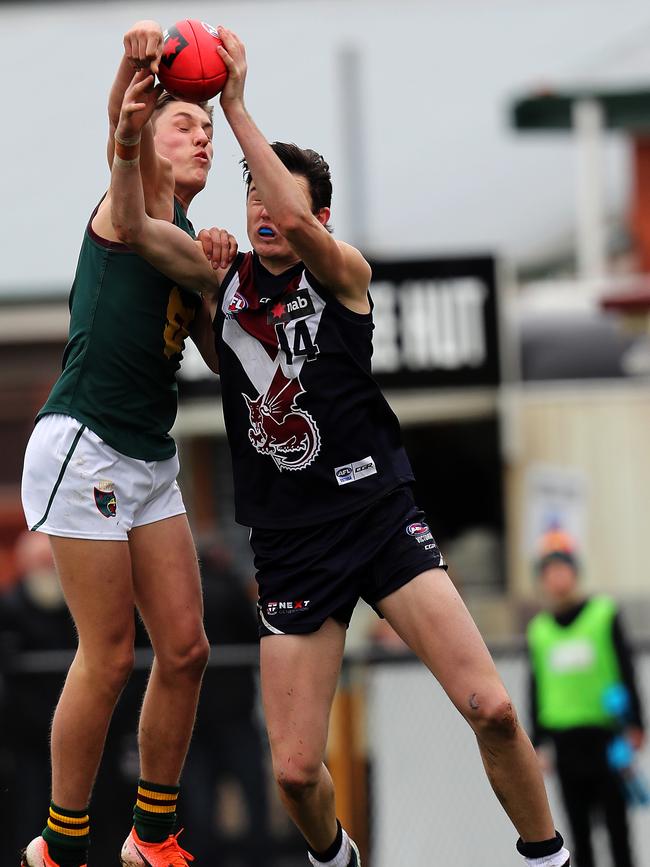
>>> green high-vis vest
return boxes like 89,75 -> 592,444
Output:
527,596 -> 620,731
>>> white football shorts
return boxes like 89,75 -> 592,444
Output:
21,414 -> 186,540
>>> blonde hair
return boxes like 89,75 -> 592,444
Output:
152,91 -> 214,126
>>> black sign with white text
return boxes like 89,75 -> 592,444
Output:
177,255 -> 500,398
367,256 -> 500,389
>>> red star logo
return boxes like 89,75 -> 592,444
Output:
163,36 -> 181,57
271,302 -> 285,319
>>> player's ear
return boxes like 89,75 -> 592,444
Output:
315,207 -> 330,227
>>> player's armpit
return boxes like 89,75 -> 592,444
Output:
190,297 -> 219,374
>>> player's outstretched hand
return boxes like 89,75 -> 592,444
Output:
198,227 -> 239,270
124,20 -> 164,74
116,70 -> 163,142
216,26 -> 247,112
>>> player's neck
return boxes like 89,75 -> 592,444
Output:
174,182 -> 201,213
257,252 -> 301,276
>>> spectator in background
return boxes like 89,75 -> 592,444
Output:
526,529 -> 645,867
0,531 -> 77,864
179,542 -> 271,866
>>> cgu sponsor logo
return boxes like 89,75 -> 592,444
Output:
266,600 -> 311,616
334,456 -> 377,486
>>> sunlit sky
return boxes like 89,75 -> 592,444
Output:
3,0 -> 650,296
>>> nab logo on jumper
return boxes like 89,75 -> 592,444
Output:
267,289 -> 315,324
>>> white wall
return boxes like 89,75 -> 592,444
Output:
3,0 -> 649,295
369,654 -> 650,866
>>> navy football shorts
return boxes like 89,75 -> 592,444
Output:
250,485 -> 446,637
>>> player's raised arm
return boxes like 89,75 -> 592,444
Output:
216,27 -> 371,308
110,70 -> 223,294
107,21 -> 174,219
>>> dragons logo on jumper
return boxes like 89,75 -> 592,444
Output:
94,481 -> 117,518
161,25 -> 189,69
243,367 -> 320,472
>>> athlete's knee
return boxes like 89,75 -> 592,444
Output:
156,627 -> 210,680
80,642 -> 135,697
465,689 -> 520,741
273,753 -> 323,801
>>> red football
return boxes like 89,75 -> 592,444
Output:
158,19 -> 228,101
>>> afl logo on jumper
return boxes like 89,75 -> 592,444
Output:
243,366 -> 321,472
94,481 -> 117,518
267,289 -> 315,324
227,291 -> 248,315
161,25 -> 189,68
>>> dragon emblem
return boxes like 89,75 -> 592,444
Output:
243,368 -> 321,471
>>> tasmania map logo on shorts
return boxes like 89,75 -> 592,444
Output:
94,481 -> 117,518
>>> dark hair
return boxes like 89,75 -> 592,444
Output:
241,142 -> 333,228
536,550 -> 579,576
152,91 -> 214,125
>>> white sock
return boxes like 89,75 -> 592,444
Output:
524,848 -> 570,867
308,828 -> 351,867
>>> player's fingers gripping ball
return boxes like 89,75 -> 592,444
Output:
158,20 -> 228,101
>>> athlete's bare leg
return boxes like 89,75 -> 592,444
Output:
260,617 -> 346,851
48,536 -> 136,809
130,515 -> 209,784
378,568 -> 556,842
